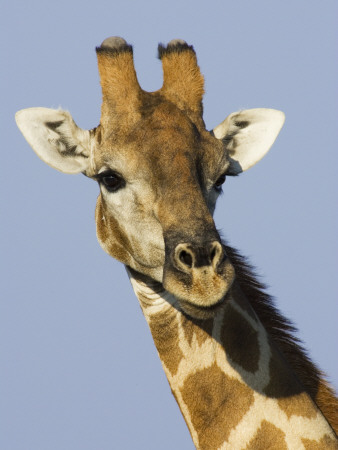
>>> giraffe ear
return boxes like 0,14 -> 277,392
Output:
15,107 -> 91,174
212,108 -> 285,174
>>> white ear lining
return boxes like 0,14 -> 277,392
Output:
15,107 -> 91,174
213,108 -> 285,174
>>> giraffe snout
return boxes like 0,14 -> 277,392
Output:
174,241 -> 225,273
162,235 -> 235,317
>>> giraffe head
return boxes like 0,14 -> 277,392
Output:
15,37 -> 284,318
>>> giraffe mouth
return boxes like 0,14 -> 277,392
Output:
178,292 -> 230,319
162,255 -> 236,319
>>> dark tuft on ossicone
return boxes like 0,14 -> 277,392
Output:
158,40 -> 195,59
96,36 -> 133,56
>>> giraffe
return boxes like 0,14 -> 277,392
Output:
15,37 -> 338,449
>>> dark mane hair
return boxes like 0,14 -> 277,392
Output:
226,245 -> 338,433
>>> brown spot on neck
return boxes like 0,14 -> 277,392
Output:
264,343 -> 304,399
221,303 -> 260,373
315,381 -> 338,434
302,435 -> 338,449
278,391 -> 318,420
246,420 -> 287,449
181,314 -> 214,347
180,362 -> 254,449
148,309 -> 184,376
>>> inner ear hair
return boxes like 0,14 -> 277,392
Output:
45,120 -> 86,158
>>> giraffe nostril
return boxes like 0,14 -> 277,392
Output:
179,250 -> 193,268
210,246 -> 217,262
209,241 -> 224,267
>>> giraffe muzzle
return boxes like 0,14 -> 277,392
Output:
162,237 -> 236,317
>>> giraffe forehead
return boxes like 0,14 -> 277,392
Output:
94,112 -> 225,185
94,93 -> 222,166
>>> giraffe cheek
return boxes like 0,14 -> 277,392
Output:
95,196 -> 133,266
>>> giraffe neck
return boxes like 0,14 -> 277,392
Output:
127,267 -> 337,449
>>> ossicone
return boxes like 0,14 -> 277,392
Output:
96,36 -> 143,124
158,39 -> 205,117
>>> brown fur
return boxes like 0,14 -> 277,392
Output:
96,46 -> 143,132
148,309 -> 184,376
95,196 -> 134,267
302,435 -> 338,449
225,245 -> 338,434
159,43 -> 204,119
246,420 -> 288,449
97,41 -> 206,135
181,314 -> 214,347
181,362 -> 255,449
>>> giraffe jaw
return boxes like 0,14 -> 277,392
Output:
127,265 -> 233,320
178,292 -> 231,319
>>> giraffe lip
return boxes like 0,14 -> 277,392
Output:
179,293 -> 229,319
192,296 -> 225,311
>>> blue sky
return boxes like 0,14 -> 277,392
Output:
2,1 -> 337,449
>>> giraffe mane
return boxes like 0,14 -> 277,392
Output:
225,245 -> 338,434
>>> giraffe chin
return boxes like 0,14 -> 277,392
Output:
178,294 -> 229,320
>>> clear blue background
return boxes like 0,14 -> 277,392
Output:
2,1 -> 337,449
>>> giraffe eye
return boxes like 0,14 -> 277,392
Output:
98,171 -> 126,192
214,174 -> 226,191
